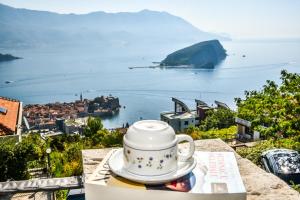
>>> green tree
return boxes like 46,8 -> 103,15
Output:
50,143 -> 83,178
199,108 -> 236,131
50,134 -> 81,151
0,134 -> 46,181
235,70 -> 300,139
0,141 -> 14,181
100,129 -> 123,147
83,117 -> 103,137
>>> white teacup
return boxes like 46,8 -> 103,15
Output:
123,120 -> 195,176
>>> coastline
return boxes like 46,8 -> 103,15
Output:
23,95 -> 121,130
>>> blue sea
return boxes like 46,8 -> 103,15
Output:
0,40 -> 299,128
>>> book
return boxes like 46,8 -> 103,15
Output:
85,149 -> 246,200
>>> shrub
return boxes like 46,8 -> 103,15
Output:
199,108 -> 236,131
235,70 -> 300,139
0,134 -> 46,181
186,126 -> 236,141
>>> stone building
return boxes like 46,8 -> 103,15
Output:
161,97 -> 198,132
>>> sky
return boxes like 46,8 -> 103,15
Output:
0,0 -> 300,39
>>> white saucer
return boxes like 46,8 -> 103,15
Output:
108,149 -> 197,184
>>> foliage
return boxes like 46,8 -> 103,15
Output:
50,134 -> 81,151
291,182 -> 300,193
0,116 -> 123,181
185,126 -> 236,141
199,108 -> 236,131
83,117 -> 103,138
49,117 -> 122,177
50,142 -> 83,177
50,151 -> 65,177
100,129 -> 123,147
235,70 -> 300,139
55,190 -> 68,200
0,134 -> 46,181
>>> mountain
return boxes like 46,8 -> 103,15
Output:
160,40 -> 227,68
0,53 -> 20,62
0,3 -> 229,48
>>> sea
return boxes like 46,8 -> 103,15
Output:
0,40 -> 299,128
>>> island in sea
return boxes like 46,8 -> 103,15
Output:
0,53 -> 21,62
160,40 -> 227,68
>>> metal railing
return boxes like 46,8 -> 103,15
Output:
0,176 -> 82,194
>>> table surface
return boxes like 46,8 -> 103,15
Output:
82,139 -> 300,200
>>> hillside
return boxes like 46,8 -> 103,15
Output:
160,40 -> 227,68
0,4 -> 229,48
0,53 -> 20,62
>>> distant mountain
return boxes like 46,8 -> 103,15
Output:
0,53 -> 20,62
0,3 -> 230,48
160,40 -> 226,68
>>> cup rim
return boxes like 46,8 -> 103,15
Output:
132,120 -> 169,132
123,136 -> 178,150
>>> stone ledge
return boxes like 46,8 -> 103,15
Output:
82,139 -> 300,200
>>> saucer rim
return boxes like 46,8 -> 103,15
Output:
108,149 -> 197,184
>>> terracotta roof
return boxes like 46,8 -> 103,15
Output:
0,97 -> 20,135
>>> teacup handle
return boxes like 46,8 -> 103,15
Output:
176,134 -> 195,162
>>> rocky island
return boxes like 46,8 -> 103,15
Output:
160,40 -> 226,68
0,53 -> 21,62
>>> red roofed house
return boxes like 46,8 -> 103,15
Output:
0,96 -> 23,138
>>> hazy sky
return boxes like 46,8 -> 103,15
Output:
1,0 -> 299,39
